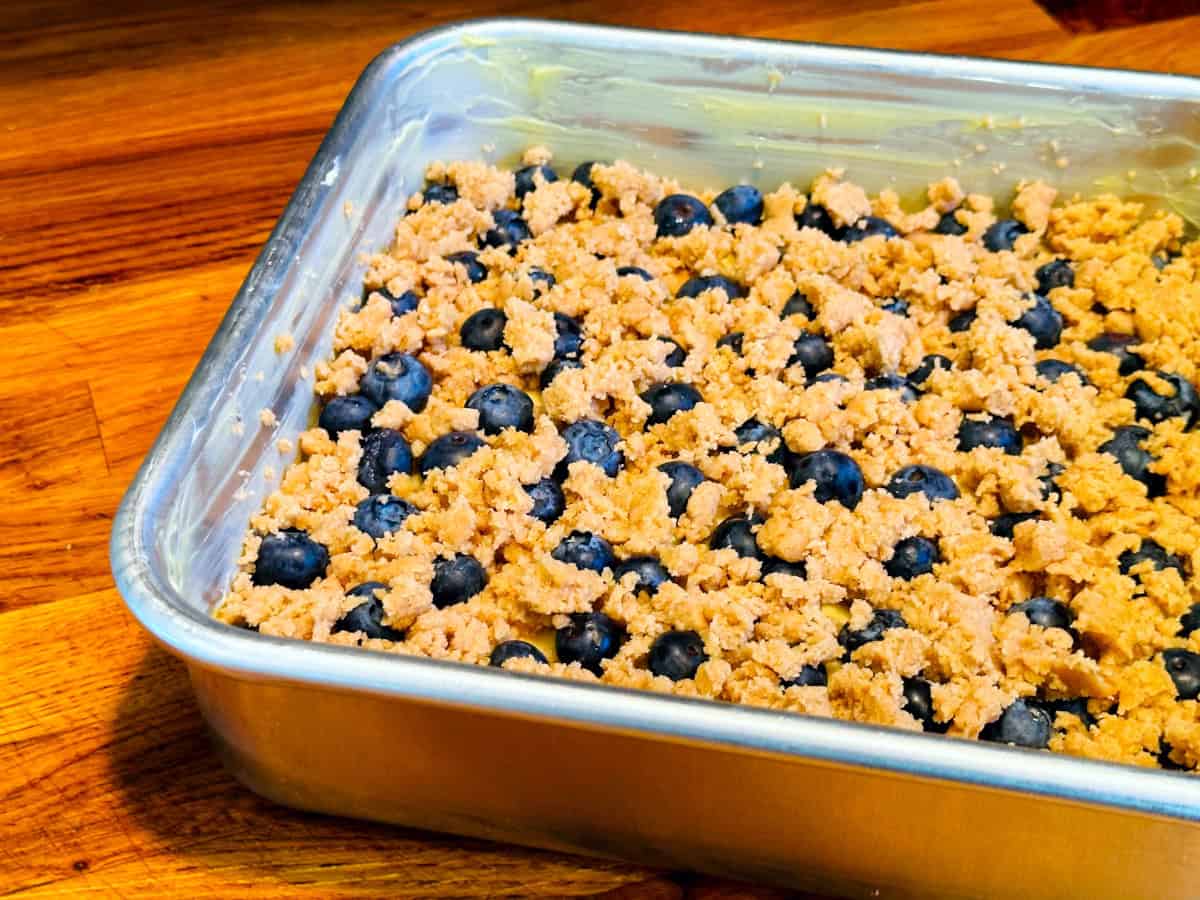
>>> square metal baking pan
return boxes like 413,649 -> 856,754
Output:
112,19 -> 1200,899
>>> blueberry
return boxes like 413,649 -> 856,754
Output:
617,265 -> 654,281
982,219 -> 1029,252
1034,697 -> 1095,729
423,183 -> 458,205
839,608 -> 907,653
612,556 -> 671,595
881,297 -> 909,316
1088,333 -> 1144,375
907,354 -> 952,387
540,357 -> 583,389
1125,372 -> 1200,427
839,216 -> 898,243
932,211 -> 967,236
1010,293 -> 1063,349
648,630 -> 708,681
991,511 -> 1040,540
466,383 -> 534,436
353,494 -> 417,539
418,431 -> 485,474
446,250 -> 487,283
332,583 -> 404,640
641,382 -> 703,427
1178,603 -> 1200,637
481,209 -> 531,251
552,530 -> 614,573
713,185 -> 764,226
783,664 -> 827,688
958,414 -> 1022,455
524,477 -> 565,524
865,373 -> 919,403
253,529 -> 329,589
733,418 -> 785,464
1040,461 -> 1066,503
489,640 -> 548,667
1035,259 -> 1075,293
885,536 -> 940,580
654,194 -> 713,238
657,336 -> 686,367
709,516 -> 763,560
980,699 -> 1051,748
782,291 -> 815,320
786,449 -> 864,510
813,373 -> 848,384
716,332 -> 744,354
551,312 -> 584,360
570,160 -> 602,207
762,556 -> 808,579
364,285 -> 419,317
556,612 -> 623,674
1158,739 -> 1189,771
886,465 -> 959,502
357,428 -> 414,493
903,677 -> 949,733
359,352 -> 433,412
788,333 -> 835,379
1099,426 -> 1166,497
527,267 -> 556,293
1011,597 -> 1073,632
558,419 -> 624,478
319,394 -> 379,437
515,164 -> 557,199
796,200 -> 837,236
676,274 -> 745,300
1163,649 -> 1200,700
1036,359 -> 1089,385
1118,539 -> 1185,577
659,461 -> 705,518
948,309 -> 977,333
460,307 -> 508,352
429,553 -> 487,608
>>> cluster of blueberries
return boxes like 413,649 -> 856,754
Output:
246,166 -> 1200,753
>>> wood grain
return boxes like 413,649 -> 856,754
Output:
2,1 -> 1199,897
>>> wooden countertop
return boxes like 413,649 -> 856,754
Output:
3,1 -> 1198,897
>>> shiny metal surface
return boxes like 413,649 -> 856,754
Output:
112,19 -> 1200,898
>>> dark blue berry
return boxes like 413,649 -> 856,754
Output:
419,431 -> 485,474
489,640 -> 547,666
782,291 -> 815,320
1036,359 -> 1089,385
709,516 -> 763,560
1118,539 -> 1185,577
1011,293 -> 1063,349
364,285 -> 419,317
617,265 -> 654,281
552,312 -> 584,360
783,664 -> 827,688
552,530 -> 614,573
571,160 -> 601,206
886,465 -> 959,502
881,297 -> 909,316
1164,649 -> 1200,700
839,608 -> 907,653
713,185 -> 764,226
460,307 -> 508,351
885,536 -> 940,580
1034,697 -> 1094,729
466,383 -> 534,435
991,511 -> 1040,540
1125,372 -> 1199,428
932,211 -> 966,236
813,373 -> 848,384
527,267 -> 556,293
446,250 -> 487,283
1041,461 -> 1065,502
658,337 -> 686,367
641,382 -> 703,427
659,461 -> 705,518
332,582 -> 404,640
556,612 -> 623,674
540,357 -> 583,389
353,494 -> 416,539
788,333 -> 835,379
524,477 -> 565,524
515,164 -> 557,199
1099,425 -> 1165,497
980,700 -> 1051,748
865,373 -> 919,403
423,183 -> 458,205
1035,259 -> 1075,293
1178,603 -> 1200,638
907,354 -> 952,387
1088,333 -> 1144,375
357,428 -> 413,494
787,449 -> 864,510
648,630 -> 707,681
676,274 -> 745,300
716,332 -> 744,354
958,414 -> 1022,455
839,216 -> 898,243
733,418 -> 785,464
558,419 -> 624,478
903,677 -> 949,733
612,556 -> 671,595
359,352 -> 433,412
430,554 -> 487,608
253,529 -> 329,589
948,309 -> 977,333
481,209 -> 531,251
654,194 -> 713,237
1011,597 -> 1073,632
319,394 -> 379,437
982,219 -> 1028,252
762,556 -> 807,579
796,200 -> 837,236
1159,739 -> 1189,771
